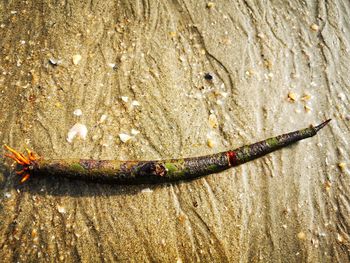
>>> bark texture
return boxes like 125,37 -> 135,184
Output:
0,0 -> 349,262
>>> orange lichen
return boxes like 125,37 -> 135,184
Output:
4,145 -> 37,183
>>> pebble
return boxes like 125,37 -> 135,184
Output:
338,162 -> 346,172
72,54 -> 82,65
310,24 -> 319,32
206,2 -> 215,9
297,231 -> 306,240
207,139 -> 215,148
288,92 -> 297,102
304,105 -> 312,112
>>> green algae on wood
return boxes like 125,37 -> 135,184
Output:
4,120 -> 331,184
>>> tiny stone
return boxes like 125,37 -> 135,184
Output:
72,54 -> 82,65
119,133 -> 132,143
338,162 -> 346,172
206,2 -> 215,9
301,94 -> 312,101
207,139 -> 215,148
220,91 -> 228,98
297,231 -> 306,240
337,233 -> 344,243
338,93 -> 346,101
288,92 -> 297,102
108,63 -> 116,69
310,24 -> 319,32
257,33 -> 265,39
169,31 -> 176,38
304,105 -> 312,112
31,228 -> 38,238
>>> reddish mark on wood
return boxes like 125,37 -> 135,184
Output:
227,151 -> 237,166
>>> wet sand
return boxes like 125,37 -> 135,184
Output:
0,1 -> 349,262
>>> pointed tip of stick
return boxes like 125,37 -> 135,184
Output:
314,119 -> 331,132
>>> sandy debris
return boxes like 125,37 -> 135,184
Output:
131,128 -> 140,135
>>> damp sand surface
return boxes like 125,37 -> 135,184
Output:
0,1 -> 349,262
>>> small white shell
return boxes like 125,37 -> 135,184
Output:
67,123 -> 88,143
99,114 -> 107,123
121,96 -> 129,102
73,109 -> 82,116
131,128 -> 140,135
141,188 -> 153,193
72,54 -> 82,65
57,205 -> 66,214
119,133 -> 132,143
131,100 -> 140,106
